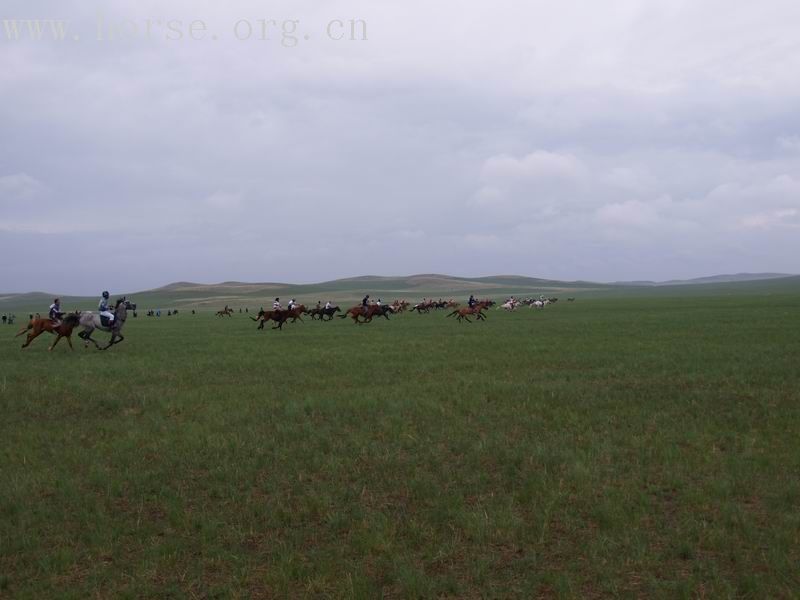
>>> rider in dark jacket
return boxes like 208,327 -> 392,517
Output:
49,298 -> 64,325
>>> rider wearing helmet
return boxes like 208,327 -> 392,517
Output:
99,291 -> 115,326
49,298 -> 64,325
273,297 -> 281,311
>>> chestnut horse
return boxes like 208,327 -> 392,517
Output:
338,304 -> 393,324
251,305 -> 306,330
446,302 -> 490,324
19,312 -> 82,350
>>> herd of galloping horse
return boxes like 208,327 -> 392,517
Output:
13,293 -> 568,349
247,298 -> 507,329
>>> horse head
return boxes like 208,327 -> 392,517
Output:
63,312 -> 81,326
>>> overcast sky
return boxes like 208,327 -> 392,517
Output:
2,0 -> 799,294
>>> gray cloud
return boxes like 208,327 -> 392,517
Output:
2,0 -> 799,293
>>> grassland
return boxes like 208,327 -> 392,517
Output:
1,292 -> 799,598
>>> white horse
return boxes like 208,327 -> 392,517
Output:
78,297 -> 135,350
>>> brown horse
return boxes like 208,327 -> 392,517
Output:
446,302 -> 489,324
216,306 -> 234,317
338,304 -> 393,324
286,305 -> 307,322
390,300 -> 410,313
251,306 -> 305,330
251,309 -> 275,329
19,312 -> 82,350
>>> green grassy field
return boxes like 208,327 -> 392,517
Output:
1,295 -> 799,598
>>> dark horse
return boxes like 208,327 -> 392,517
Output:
338,304 -> 394,324
310,306 -> 341,321
19,312 -> 82,350
251,308 -> 299,330
78,298 -> 135,350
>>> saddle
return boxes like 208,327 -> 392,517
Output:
100,315 -> 115,328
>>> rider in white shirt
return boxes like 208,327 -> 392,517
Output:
98,291 -> 114,324
273,298 -> 281,311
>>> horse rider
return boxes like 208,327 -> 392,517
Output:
325,300 -> 332,310
49,297 -> 65,325
376,298 -> 382,307
273,297 -> 281,311
316,300 -> 322,310
288,298 -> 296,311
362,294 -> 370,316
99,291 -> 115,326
468,294 -> 477,308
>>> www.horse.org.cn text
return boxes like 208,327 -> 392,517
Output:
1,15 -> 368,46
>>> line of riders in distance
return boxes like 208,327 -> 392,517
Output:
26,292 -> 513,331
271,294 -> 485,315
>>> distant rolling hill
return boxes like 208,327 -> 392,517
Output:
1,273 -> 799,313
614,272 -> 794,286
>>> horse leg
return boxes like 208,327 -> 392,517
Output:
103,333 -> 116,350
83,329 -> 101,349
105,332 -> 124,349
21,329 -> 41,348
49,334 -> 62,351
15,324 -> 32,338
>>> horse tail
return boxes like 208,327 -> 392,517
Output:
15,322 -> 33,337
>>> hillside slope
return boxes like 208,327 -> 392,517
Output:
2,274 -> 799,312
